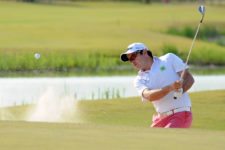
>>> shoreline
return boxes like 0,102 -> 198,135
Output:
0,65 -> 225,77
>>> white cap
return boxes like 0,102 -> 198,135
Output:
120,42 -> 150,62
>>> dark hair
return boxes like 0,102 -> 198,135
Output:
139,50 -> 153,58
147,51 -> 153,58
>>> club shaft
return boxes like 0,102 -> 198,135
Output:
180,21 -> 202,80
174,5 -> 205,99
174,14 -> 204,99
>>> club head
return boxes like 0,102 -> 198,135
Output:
198,5 -> 205,15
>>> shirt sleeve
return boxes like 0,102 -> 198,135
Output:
133,76 -> 149,102
168,53 -> 188,73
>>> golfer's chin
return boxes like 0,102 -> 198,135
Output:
133,65 -> 141,70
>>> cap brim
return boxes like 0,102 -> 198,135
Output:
120,53 -> 129,62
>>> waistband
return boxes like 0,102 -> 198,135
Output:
159,107 -> 191,116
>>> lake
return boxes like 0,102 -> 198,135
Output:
1,75 -> 225,107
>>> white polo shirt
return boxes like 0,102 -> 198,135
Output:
134,53 -> 191,113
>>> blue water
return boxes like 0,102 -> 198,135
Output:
1,75 -> 225,107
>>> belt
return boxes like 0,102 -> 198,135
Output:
159,107 -> 191,117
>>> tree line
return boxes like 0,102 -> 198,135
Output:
3,0 -> 198,4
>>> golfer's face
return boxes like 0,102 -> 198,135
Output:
127,52 -> 144,69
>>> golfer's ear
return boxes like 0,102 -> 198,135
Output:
143,50 -> 148,55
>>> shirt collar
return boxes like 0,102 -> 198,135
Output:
138,56 -> 158,75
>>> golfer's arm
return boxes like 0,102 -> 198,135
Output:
178,70 -> 195,93
142,86 -> 173,102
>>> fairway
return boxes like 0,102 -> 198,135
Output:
0,1 -> 224,75
0,90 -> 225,150
0,121 -> 225,150
0,2 -> 224,52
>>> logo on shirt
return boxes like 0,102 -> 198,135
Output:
160,66 -> 166,71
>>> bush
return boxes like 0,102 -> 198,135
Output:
167,25 -> 225,47
161,44 -> 180,56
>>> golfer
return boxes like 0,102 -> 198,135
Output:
120,42 -> 194,128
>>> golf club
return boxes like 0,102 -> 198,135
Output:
174,5 -> 205,99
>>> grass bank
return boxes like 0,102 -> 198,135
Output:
1,90 -> 225,130
0,90 -> 225,150
0,2 -> 224,76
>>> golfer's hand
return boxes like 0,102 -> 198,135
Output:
172,80 -> 183,100
171,80 -> 183,91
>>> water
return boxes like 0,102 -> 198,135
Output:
0,75 -> 225,107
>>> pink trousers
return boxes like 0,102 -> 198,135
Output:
151,111 -> 192,128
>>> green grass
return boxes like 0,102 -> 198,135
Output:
1,90 -> 225,150
0,121 -> 225,150
2,90 -> 225,130
0,2 -> 224,76
80,90 -> 225,130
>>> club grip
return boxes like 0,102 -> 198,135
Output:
173,88 -> 183,100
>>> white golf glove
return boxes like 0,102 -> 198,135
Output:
173,88 -> 183,100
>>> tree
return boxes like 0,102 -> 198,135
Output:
142,0 -> 151,4
23,0 -> 36,2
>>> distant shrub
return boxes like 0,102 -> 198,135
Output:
217,37 -> 225,46
167,26 -> 194,38
199,26 -> 220,40
6,0 -> 199,3
161,44 -> 180,55
167,25 -> 224,47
